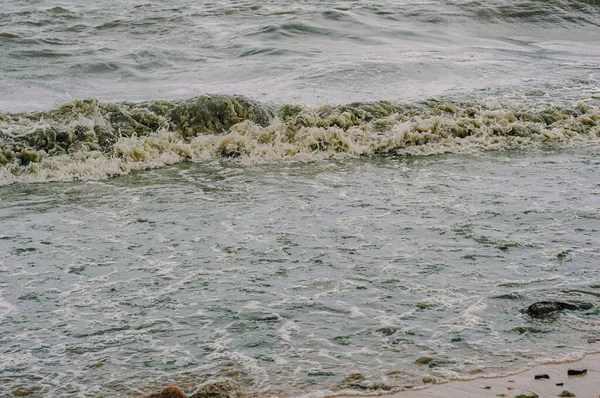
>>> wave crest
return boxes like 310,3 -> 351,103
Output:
1,95 -> 599,185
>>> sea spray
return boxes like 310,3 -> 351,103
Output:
1,95 -> 598,185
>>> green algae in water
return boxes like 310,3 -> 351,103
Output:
558,391 -> 576,397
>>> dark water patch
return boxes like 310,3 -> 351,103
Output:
95,20 -> 127,30
11,49 -> 72,59
68,61 -> 129,75
491,292 -> 525,300
12,247 -> 37,255
60,23 -> 89,33
321,9 -> 355,22
237,47 -> 291,58
47,7 -> 75,15
73,325 -> 132,338
0,32 -> 20,39
245,21 -> 341,40
455,0 -> 600,26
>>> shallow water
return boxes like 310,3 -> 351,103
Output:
1,149 -> 599,397
1,0 -> 600,397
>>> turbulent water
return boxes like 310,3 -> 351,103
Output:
1,0 -> 600,397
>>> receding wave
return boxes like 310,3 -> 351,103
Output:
1,94 -> 599,185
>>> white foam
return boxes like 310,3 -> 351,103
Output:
0,291 -> 16,319
349,306 -> 366,319
278,320 -> 298,343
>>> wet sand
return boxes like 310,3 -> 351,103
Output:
332,353 -> 600,398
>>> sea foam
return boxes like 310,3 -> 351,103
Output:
1,95 -> 599,185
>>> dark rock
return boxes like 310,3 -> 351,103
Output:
344,373 -> 365,383
556,382 -> 564,386
347,383 -> 393,391
523,301 -> 592,318
377,327 -> 398,336
534,373 -> 549,379
414,356 -> 433,365
338,373 -> 393,391
146,386 -> 187,398
567,368 -> 587,376
426,358 -> 452,368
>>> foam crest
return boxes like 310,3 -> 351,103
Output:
1,95 -> 599,185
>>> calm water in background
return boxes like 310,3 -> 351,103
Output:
1,1 -> 600,397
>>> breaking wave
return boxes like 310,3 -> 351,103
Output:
1,94 -> 599,185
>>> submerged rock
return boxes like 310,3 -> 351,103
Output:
510,326 -> 547,334
146,386 -> 187,398
523,301 -> 593,318
343,373 -> 365,383
189,380 -> 242,398
337,373 -> 394,392
414,356 -> 433,365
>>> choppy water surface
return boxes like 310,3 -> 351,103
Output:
1,0 -> 600,397
1,0 -> 600,110
1,149 -> 599,397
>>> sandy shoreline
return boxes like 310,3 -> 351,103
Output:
331,353 -> 600,398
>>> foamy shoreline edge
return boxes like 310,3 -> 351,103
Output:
328,352 -> 600,398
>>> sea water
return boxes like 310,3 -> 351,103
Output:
1,1 -> 599,397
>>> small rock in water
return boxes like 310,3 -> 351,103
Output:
146,386 -> 187,398
511,326 -> 546,334
524,301 -> 591,318
344,373 -> 365,383
422,375 -> 436,384
414,356 -> 433,365
189,380 -> 242,398
534,373 -> 550,379
567,368 -> 587,376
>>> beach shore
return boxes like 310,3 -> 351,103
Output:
332,353 -> 600,398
